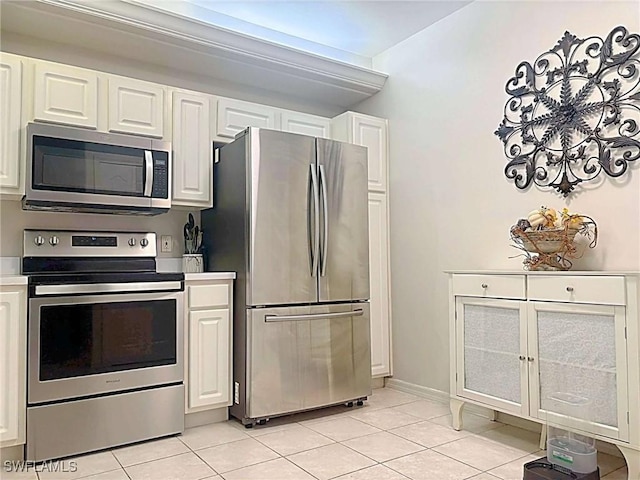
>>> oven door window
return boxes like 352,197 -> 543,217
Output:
32,136 -> 146,197
39,299 -> 176,381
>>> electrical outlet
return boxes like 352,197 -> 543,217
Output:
160,235 -> 172,253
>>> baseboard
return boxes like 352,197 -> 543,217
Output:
184,407 -> 228,429
371,377 -> 385,389
0,445 -> 24,462
384,379 -> 623,458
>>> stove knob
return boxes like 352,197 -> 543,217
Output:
49,236 -> 59,246
34,235 -> 45,246
128,238 -> 137,247
140,238 -> 149,248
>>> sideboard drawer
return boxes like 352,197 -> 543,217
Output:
528,276 -> 626,305
451,274 -> 526,299
188,283 -> 229,309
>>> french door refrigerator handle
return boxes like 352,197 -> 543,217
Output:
265,308 -> 364,322
319,164 -> 328,276
143,151 -> 154,197
308,164 -> 320,277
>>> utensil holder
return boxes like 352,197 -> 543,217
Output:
182,254 -> 204,273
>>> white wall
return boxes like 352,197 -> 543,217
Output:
355,0 -> 640,392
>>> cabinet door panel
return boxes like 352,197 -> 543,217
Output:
456,297 -> 528,415
34,62 -> 98,128
0,54 -> 22,193
188,309 -> 230,409
108,77 -> 164,137
281,111 -> 331,138
528,302 -> 628,441
172,92 -> 212,206
368,192 -> 391,377
0,290 -> 25,447
353,116 -> 387,191
216,98 -> 278,138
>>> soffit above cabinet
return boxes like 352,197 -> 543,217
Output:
0,0 -> 388,110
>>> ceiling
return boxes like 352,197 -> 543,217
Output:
132,0 -> 473,66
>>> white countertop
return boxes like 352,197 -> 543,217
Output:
184,272 -> 236,281
445,270 -> 640,275
0,275 -> 28,286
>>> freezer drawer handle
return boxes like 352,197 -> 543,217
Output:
265,308 -> 364,322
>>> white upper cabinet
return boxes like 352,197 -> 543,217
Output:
216,97 -> 279,138
108,76 -> 164,138
0,53 -> 23,196
33,61 -> 98,129
172,90 -> 213,207
281,111 -> 331,138
331,112 -> 388,192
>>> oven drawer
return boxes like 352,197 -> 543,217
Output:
528,275 -> 626,305
188,283 -> 229,309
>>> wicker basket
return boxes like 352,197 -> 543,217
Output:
517,228 -> 580,254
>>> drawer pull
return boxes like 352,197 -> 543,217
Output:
519,355 -> 526,361
481,283 -> 488,289
527,356 -> 534,362
566,286 -> 574,292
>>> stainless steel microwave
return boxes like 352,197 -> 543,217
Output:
23,123 -> 172,215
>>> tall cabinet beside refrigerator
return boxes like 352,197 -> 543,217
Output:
202,127 -> 371,426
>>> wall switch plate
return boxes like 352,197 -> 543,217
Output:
160,235 -> 172,253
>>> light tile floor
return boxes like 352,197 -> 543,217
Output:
2,388 -> 629,480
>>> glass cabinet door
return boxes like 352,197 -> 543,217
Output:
455,297 -> 528,415
528,302 -> 628,441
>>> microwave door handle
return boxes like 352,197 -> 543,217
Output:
144,151 -> 153,197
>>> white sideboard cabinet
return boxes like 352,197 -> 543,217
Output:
449,272 -> 640,480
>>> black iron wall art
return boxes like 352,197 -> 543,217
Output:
495,26 -> 640,196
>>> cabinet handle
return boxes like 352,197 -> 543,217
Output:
481,283 -> 488,289
527,356 -> 534,362
519,355 -> 526,361
566,286 -> 574,292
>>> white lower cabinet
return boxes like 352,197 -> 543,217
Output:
184,280 -> 233,413
368,192 -> 391,377
449,273 -> 640,480
0,286 -> 27,448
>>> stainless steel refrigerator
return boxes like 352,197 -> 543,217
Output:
202,127 -> 371,426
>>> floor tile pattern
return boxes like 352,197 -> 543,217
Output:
5,388 -> 629,480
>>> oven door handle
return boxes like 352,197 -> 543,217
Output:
34,281 -> 182,296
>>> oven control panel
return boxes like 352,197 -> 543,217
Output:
24,230 -> 157,257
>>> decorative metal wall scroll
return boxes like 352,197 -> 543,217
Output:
494,26 -> 640,196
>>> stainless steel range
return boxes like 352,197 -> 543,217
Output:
23,230 -> 184,462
